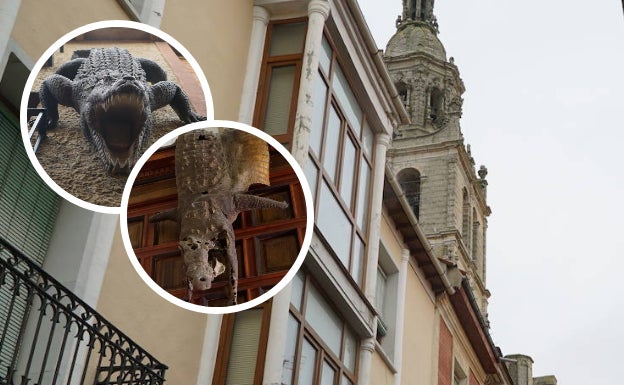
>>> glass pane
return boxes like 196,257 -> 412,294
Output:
361,120 -> 373,159
264,65 -> 296,136
251,189 -> 293,225
339,135 -> 357,209
319,36 -> 332,74
153,253 -> 185,290
154,220 -> 179,245
303,156 -> 318,201
341,374 -> 354,385
269,22 -> 307,56
320,360 -> 336,385
322,105 -> 341,183
256,232 -> 299,273
356,162 -> 371,234
310,72 -> 328,156
343,327 -> 357,373
127,218 -> 143,248
332,65 -> 362,136
305,283 -> 342,356
226,309 -> 263,385
375,266 -> 387,317
351,237 -> 364,286
281,314 -> 300,385
290,270 -> 305,311
298,338 -> 317,385
318,182 -> 352,266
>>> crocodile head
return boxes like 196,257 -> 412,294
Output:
177,195 -> 238,292
179,231 -> 229,291
83,75 -> 151,174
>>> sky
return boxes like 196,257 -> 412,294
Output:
358,1 -> 624,384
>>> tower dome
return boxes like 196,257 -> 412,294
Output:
385,22 -> 447,62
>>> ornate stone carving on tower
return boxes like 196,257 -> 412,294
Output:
385,0 -> 491,319
387,0 -> 465,141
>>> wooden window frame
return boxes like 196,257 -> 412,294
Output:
212,301 -> 273,385
253,18 -> 308,149
305,30 -> 374,286
286,270 -> 358,385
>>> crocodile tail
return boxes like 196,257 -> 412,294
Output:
224,129 -> 271,192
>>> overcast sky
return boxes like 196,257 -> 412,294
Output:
358,1 -> 624,384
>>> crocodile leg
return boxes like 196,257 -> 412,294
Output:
39,74 -> 75,129
225,228 -> 238,305
55,58 -> 86,80
138,58 -> 168,83
149,81 -> 206,123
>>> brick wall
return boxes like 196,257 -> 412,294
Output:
438,318 -> 453,385
469,370 -> 482,385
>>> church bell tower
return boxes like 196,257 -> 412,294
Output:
385,0 -> 492,318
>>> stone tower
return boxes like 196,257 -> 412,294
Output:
385,0 -> 491,317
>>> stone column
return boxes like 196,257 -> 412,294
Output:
358,132 -> 390,385
261,285 -> 293,384
238,5 -> 270,125
393,248 -> 410,385
197,315 -> 223,385
363,132 -> 391,301
290,0 -> 330,164
357,338 -> 376,385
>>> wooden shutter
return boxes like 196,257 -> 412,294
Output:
0,106 -> 60,379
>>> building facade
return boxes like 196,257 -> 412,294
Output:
1,1 -> 555,385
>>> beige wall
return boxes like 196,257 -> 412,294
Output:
161,1 -> 253,121
400,265 -> 437,385
373,213 -> 439,385
95,224 -> 209,385
11,0 -> 129,61
370,351 -> 395,385
12,1 -> 253,121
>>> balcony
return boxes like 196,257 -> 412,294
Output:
0,237 -> 167,385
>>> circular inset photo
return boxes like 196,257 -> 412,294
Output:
120,121 -> 313,313
21,21 -> 211,212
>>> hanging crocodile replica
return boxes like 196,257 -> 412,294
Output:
39,47 -> 205,174
150,128 -> 288,306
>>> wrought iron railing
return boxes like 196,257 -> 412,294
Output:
26,91 -> 48,153
0,237 -> 168,385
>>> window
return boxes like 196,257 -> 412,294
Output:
472,210 -> 480,261
428,87 -> 444,123
305,33 -> 374,286
395,82 -> 408,109
127,148 -> 306,305
374,243 -> 399,361
254,19 -> 307,148
453,360 -> 468,385
461,188 -> 471,253
284,270 -> 358,385
212,302 -> 272,385
397,168 -> 421,219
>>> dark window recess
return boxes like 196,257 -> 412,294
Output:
397,168 -> 421,219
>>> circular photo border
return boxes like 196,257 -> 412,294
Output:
119,120 -> 314,314
20,20 -> 214,215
